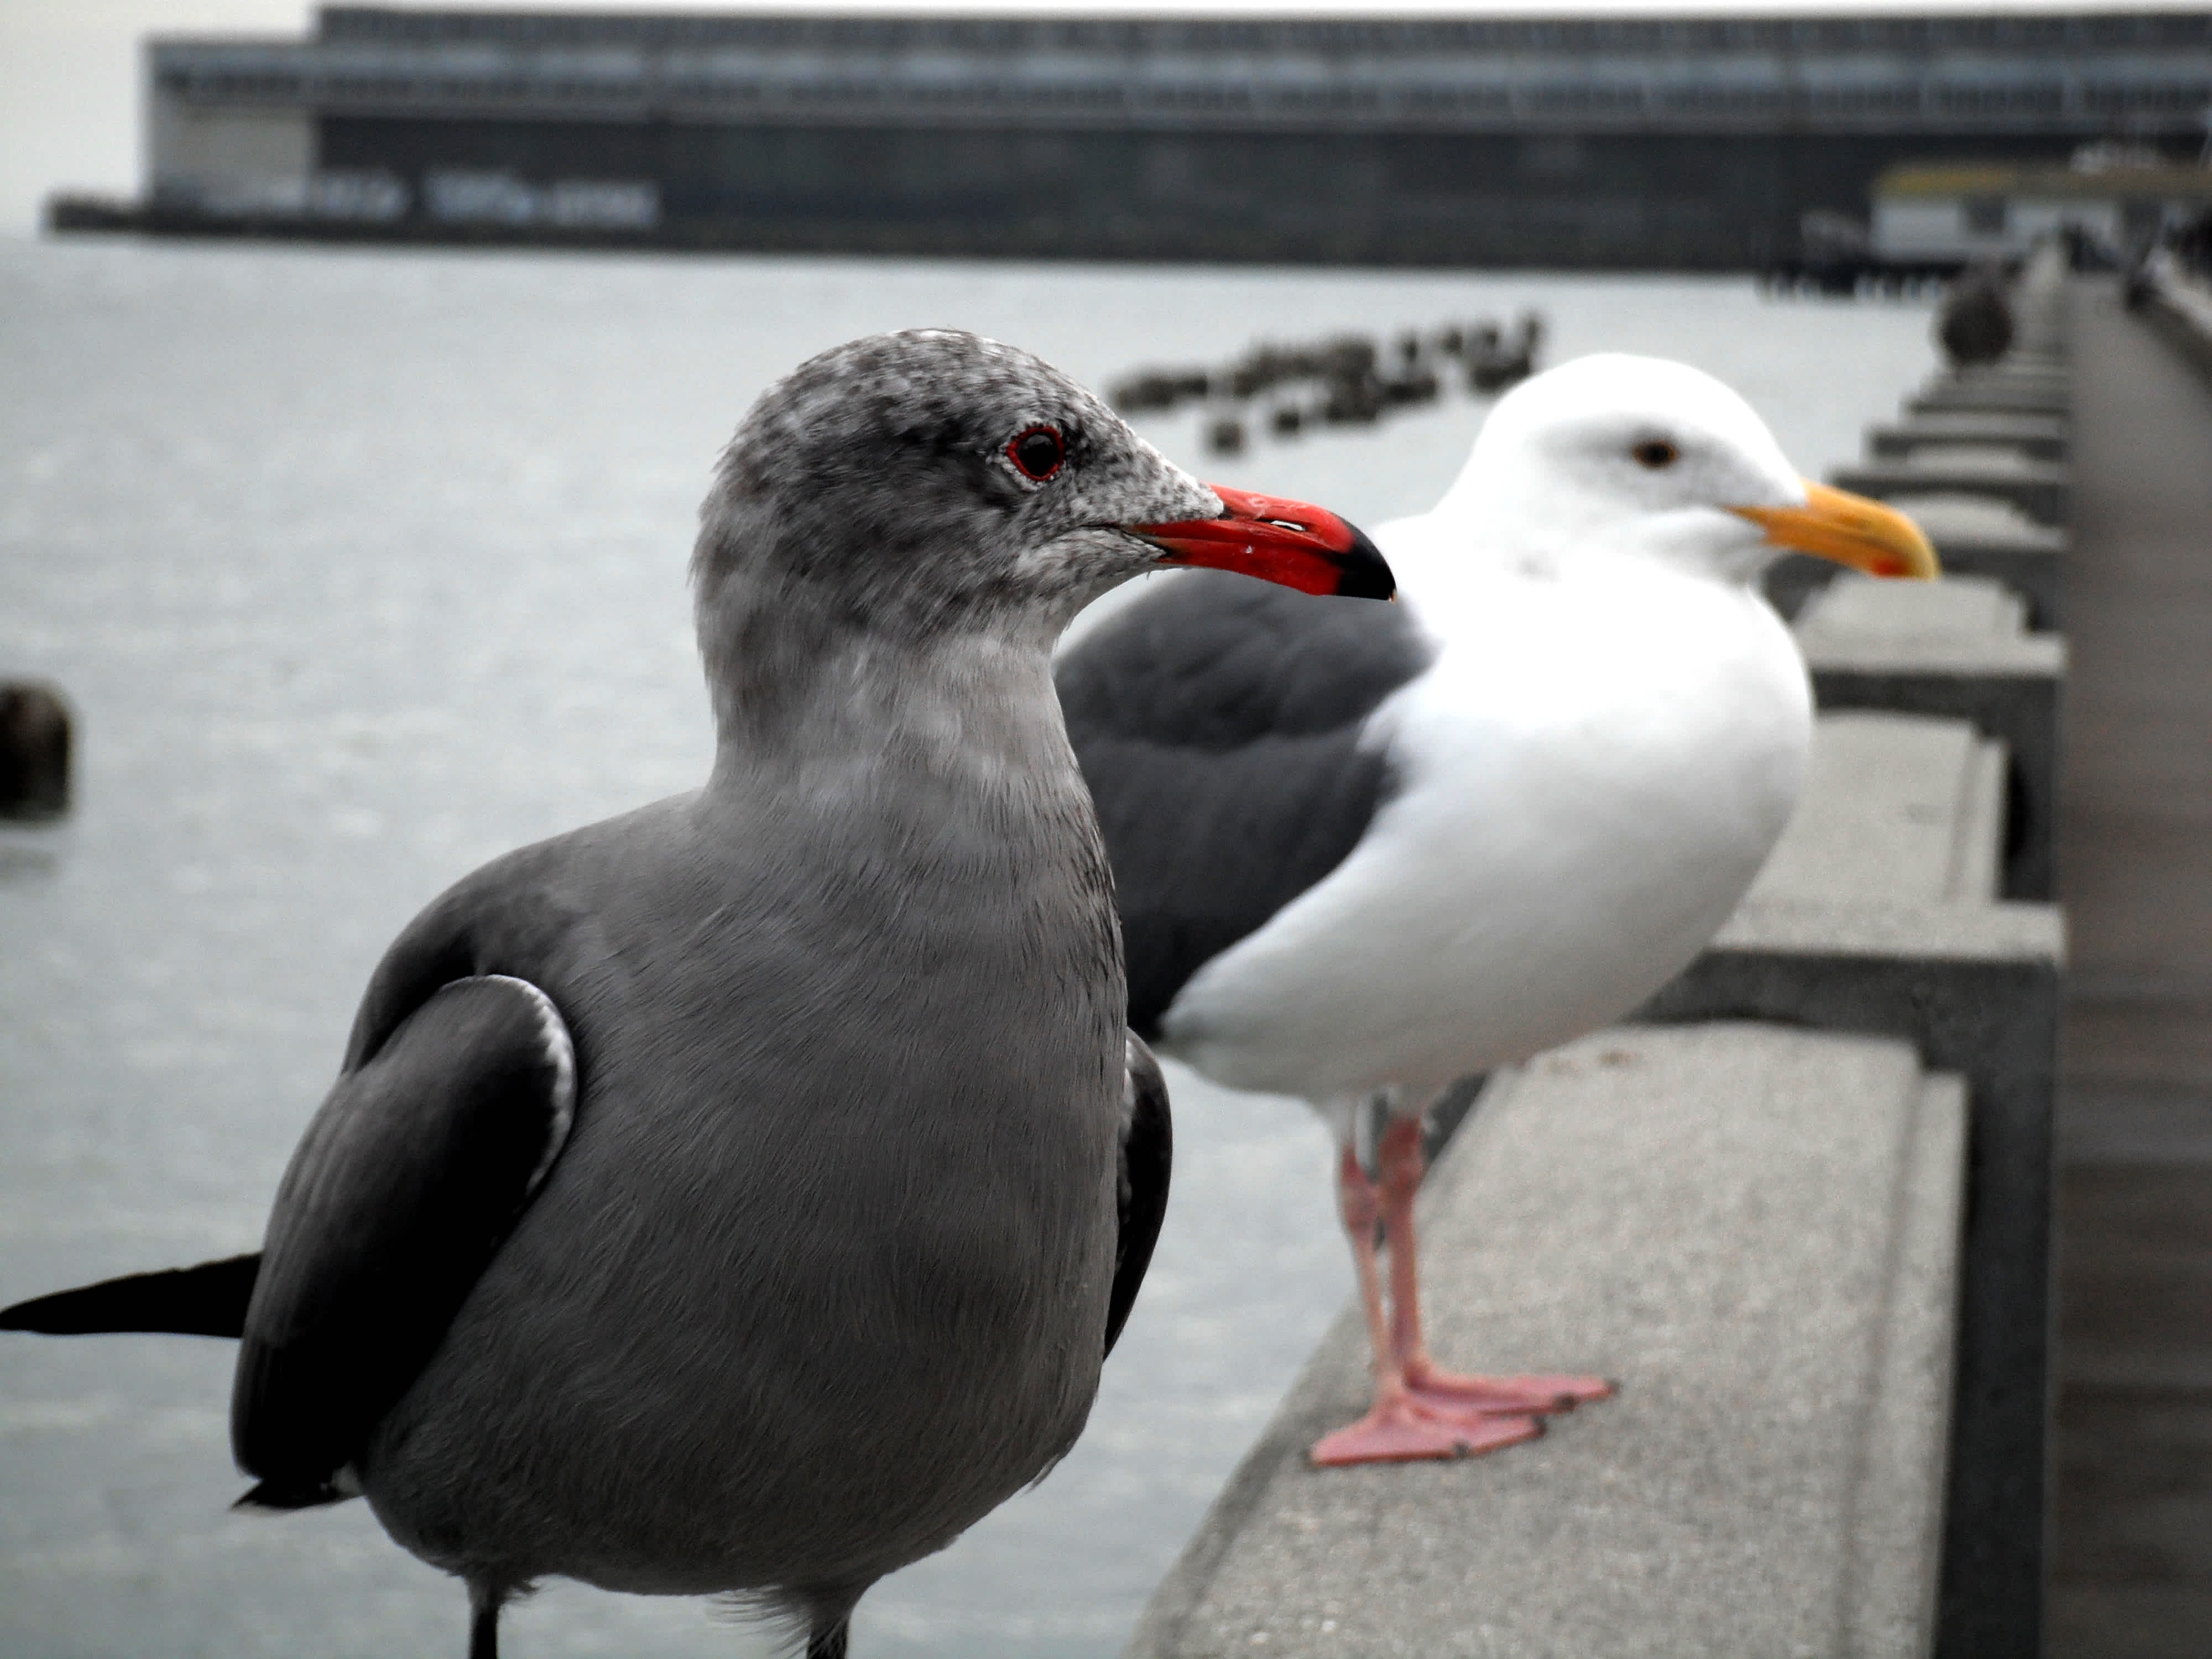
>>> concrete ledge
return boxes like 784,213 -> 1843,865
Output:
1644,900 -> 2061,1659
1124,1024 -> 1965,1659
1798,572 -> 2027,639
1906,365 -> 2071,421
1890,494 -> 2068,630
1867,416 -> 2067,463
1853,1068 -> 1973,1658
1793,579 -> 2067,900
1697,891 -> 2061,967
1756,713 -> 2006,906
1907,383 -> 2069,419
2137,255 -> 2212,392
1766,495 -> 2066,629
2138,292 -> 2212,390
2008,251 -> 2070,359
1831,452 -> 2068,528
1891,493 -> 2068,559
1932,362 -> 2069,388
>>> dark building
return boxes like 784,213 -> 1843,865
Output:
111,6 -> 2212,268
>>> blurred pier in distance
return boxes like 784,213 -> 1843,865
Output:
1105,314 -> 1543,459
45,7 -> 2212,270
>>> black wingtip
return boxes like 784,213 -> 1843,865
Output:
2,1254 -> 260,1338
232,1479 -> 349,1514
2,1285 -> 109,1334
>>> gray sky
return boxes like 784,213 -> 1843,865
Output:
0,0 -> 2182,236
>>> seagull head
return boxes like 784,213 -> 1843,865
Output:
1438,353 -> 1937,587
693,330 -> 1392,668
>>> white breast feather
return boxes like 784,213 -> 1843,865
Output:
1155,549 -> 1812,1108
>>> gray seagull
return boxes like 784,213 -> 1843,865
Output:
2,329 -> 1394,1659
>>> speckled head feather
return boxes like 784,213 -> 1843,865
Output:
692,330 -> 1218,724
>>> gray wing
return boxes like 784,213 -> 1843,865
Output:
230,973 -> 576,1509
1057,570 -> 1434,1036
1103,1035 -> 1171,1359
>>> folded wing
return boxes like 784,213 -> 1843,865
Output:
1104,1034 -> 1172,1359
231,973 -> 576,1509
1057,571 -> 1435,1035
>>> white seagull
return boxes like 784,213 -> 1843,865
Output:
1058,353 -> 1938,1466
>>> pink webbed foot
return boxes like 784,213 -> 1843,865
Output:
1310,1395 -> 1543,1467
1402,1361 -> 1615,1418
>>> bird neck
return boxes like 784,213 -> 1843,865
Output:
705,623 -> 1086,808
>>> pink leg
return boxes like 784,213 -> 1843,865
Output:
1310,1142 -> 1542,1468
1378,1118 -> 1614,1417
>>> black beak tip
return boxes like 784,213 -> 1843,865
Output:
1335,525 -> 1397,601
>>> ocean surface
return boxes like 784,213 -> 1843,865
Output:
0,234 -> 1936,1659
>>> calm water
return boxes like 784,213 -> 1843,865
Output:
0,235 -> 1935,1658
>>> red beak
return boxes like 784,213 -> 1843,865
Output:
1129,485 -> 1396,601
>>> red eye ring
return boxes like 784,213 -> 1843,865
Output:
1007,425 -> 1066,482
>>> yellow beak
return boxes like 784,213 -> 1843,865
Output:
1731,481 -> 1940,581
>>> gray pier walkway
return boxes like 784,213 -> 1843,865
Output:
2049,281 -> 2212,1656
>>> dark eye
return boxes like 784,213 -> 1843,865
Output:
1008,425 -> 1066,482
1632,440 -> 1679,469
